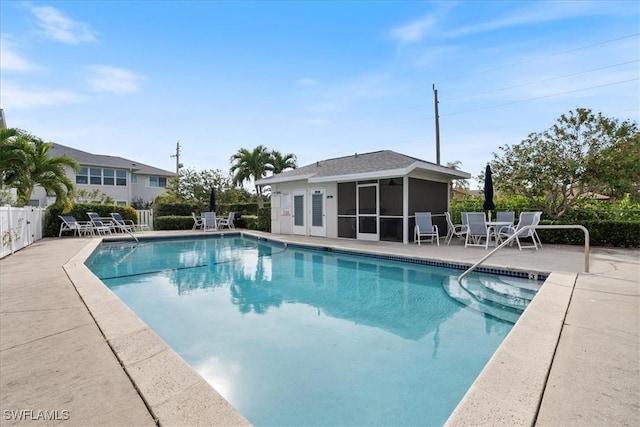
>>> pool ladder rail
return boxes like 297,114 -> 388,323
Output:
457,224 -> 590,285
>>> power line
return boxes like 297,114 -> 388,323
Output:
441,60 -> 640,103
435,33 -> 640,85
441,78 -> 639,117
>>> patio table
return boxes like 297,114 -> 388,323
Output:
486,221 -> 512,245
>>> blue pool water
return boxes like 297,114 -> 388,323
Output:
87,236 -> 535,426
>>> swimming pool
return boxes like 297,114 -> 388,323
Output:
87,235 -> 540,426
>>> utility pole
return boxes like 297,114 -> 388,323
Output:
433,84 -> 441,165
170,141 -> 183,174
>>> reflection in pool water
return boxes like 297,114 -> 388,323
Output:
88,237 -> 522,426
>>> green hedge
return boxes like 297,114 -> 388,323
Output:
153,202 -> 271,230
154,215 -> 194,230
45,203 -> 138,237
538,220 -> 640,248
155,202 -> 202,217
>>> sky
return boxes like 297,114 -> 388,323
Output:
1,0 -> 639,189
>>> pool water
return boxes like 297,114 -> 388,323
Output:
87,236 -> 525,426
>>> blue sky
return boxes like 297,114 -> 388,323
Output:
1,1 -> 638,188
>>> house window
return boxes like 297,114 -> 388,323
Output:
131,174 -> 138,184
75,167 -> 127,186
103,169 -> 115,186
149,176 -> 167,188
76,167 -> 88,184
116,170 -> 127,186
90,168 -> 102,185
116,200 -> 127,206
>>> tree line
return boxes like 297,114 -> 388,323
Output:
2,107 -> 637,222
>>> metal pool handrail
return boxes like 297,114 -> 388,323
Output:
458,225 -> 590,284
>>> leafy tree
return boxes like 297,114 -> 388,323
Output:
166,168 -> 252,207
268,150 -> 297,174
230,145 -> 271,207
1,129 -> 78,211
490,108 -> 639,219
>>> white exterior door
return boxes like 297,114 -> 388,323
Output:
309,188 -> 326,237
292,191 -> 306,235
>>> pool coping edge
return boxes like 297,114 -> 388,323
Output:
63,238 -> 252,427
68,231 -> 569,426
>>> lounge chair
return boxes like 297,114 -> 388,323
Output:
414,212 -> 439,246
58,215 -> 92,237
87,212 -> 113,235
217,212 -> 235,229
497,211 -> 542,250
192,212 -> 203,230
465,212 -> 494,249
444,212 -> 467,245
110,212 -> 135,233
202,211 -> 217,231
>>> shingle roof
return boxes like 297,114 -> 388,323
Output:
49,143 -> 175,176
256,150 -> 470,184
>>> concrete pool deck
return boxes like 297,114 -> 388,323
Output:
0,230 -> 638,426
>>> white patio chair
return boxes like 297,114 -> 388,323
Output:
414,212 -> 439,246
87,212 -> 113,235
444,212 -> 467,245
464,212 -> 493,249
58,215 -> 92,237
202,211 -> 217,231
498,211 -> 541,250
461,212 -> 469,231
217,211 -> 235,229
192,212 -> 203,230
496,211 -> 515,226
110,212 -> 135,233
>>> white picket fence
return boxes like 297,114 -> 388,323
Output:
0,207 -> 153,259
0,206 -> 46,259
136,209 -> 154,231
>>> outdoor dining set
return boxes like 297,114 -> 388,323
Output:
414,211 -> 543,250
191,211 -> 236,232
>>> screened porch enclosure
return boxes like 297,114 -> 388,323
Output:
337,178 -> 448,243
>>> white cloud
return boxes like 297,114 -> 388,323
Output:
445,1 -> 634,39
0,36 -> 38,72
389,15 -> 437,43
87,65 -> 145,94
1,81 -> 85,110
29,5 -> 97,44
296,77 -> 319,86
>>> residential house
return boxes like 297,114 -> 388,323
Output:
29,143 -> 176,207
256,150 -> 471,244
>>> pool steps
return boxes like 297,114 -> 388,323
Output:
443,275 -> 542,324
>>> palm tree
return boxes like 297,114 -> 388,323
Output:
230,145 -> 271,207
3,130 -> 79,211
268,150 -> 297,174
447,160 -> 469,198
0,128 -> 28,187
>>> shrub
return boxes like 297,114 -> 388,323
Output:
242,215 -> 259,230
154,215 -> 193,230
155,202 -> 202,217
